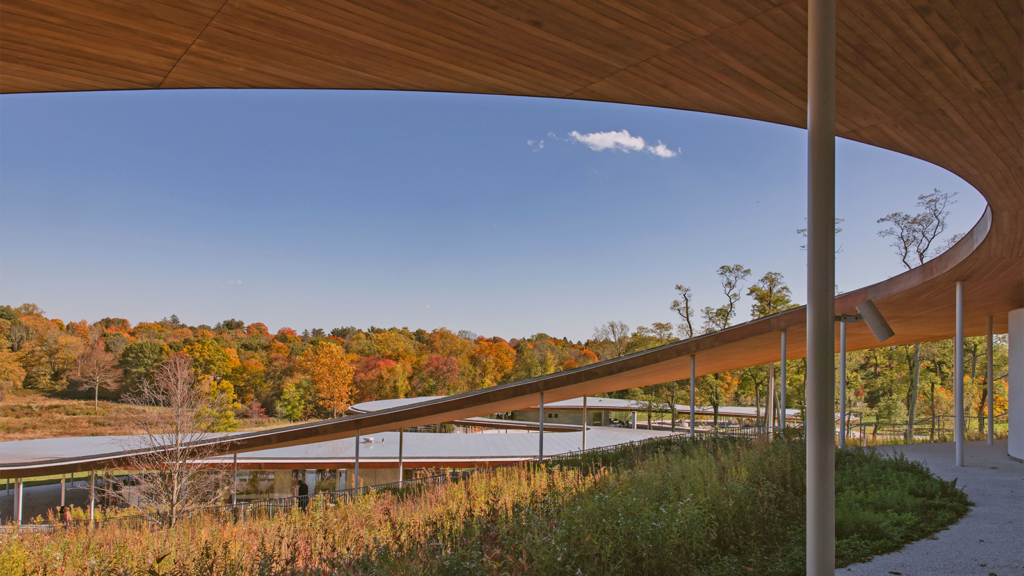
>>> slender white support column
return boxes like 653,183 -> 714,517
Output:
987,316 -> 994,445
231,453 -> 237,506
89,471 -> 96,524
839,319 -> 847,449
767,361 -> 776,431
538,392 -> 545,462
806,0 -> 836,572
955,281 -> 965,467
398,428 -> 404,484
354,429 -> 361,491
690,355 -> 696,437
581,396 -> 587,451
780,330 -> 788,430
61,474 -> 66,507
632,411 -> 637,429
13,478 -> 22,526
1009,308 -> 1024,461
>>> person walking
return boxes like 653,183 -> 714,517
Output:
297,479 -> 309,513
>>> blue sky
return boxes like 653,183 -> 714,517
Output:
0,90 -> 985,341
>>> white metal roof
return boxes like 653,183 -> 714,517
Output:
352,396 -> 802,420
0,428 -> 671,471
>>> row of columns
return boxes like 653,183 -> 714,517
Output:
7,471 -> 97,527
834,280 -> 1000,462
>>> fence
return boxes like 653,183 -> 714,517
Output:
847,412 -> 1008,446
545,425 -> 766,464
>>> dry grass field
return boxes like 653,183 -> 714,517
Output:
0,389 -> 302,441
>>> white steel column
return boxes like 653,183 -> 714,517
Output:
955,281 -> 965,467
89,470 -> 96,524
354,429 -> 361,491
61,474 -> 66,507
581,396 -> 587,451
806,0 -> 836,572
13,478 -> 22,526
1009,308 -> 1024,461
231,453 -> 238,506
690,355 -> 696,437
839,319 -> 847,449
987,316 -> 994,445
780,330 -> 788,430
398,428 -> 404,484
538,392 -> 545,462
767,361 -> 776,431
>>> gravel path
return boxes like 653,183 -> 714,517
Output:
838,439 -> 1023,576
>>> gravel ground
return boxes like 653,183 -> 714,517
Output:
838,439 -> 1023,576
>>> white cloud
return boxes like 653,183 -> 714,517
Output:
569,129 -> 646,153
645,141 -> 678,158
567,130 -> 677,158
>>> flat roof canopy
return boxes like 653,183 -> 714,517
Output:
0,428 -> 672,471
352,396 -> 802,420
0,0 -> 1019,478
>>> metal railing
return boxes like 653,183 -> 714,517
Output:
98,469 -> 481,530
546,426 -> 767,464
846,412 -> 1007,447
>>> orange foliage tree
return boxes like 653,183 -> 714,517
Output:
469,338 -> 516,389
298,342 -> 354,418
353,356 -> 410,402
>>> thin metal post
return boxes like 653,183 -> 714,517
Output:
354,429 -> 361,491
780,330 -> 787,430
538,392 -> 545,462
632,411 -> 637,429
670,385 -> 676,433
767,361 -> 776,431
398,428 -> 404,484
231,454 -> 237,506
61,474 -> 66,507
987,316 -> 994,445
839,319 -> 847,448
690,355 -> 696,437
955,281 -> 965,467
89,470 -> 96,525
806,0 -> 837,571
13,478 -> 22,526
581,396 -> 587,451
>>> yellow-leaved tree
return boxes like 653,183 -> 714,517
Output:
298,342 -> 355,418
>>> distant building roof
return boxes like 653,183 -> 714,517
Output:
0,428 -> 672,471
351,396 -> 802,421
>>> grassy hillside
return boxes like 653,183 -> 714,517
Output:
0,390 -> 304,441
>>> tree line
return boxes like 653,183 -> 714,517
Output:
1,189 -> 1002,438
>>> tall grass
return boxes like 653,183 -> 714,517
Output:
0,437 -> 970,575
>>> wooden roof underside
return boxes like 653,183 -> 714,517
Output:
0,0 -> 1021,476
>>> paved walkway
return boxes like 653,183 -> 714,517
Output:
0,479 -> 94,524
838,439 -> 1022,576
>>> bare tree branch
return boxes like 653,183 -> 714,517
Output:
105,353 -> 232,527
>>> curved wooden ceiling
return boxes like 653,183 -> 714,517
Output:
0,0 -> 1020,476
